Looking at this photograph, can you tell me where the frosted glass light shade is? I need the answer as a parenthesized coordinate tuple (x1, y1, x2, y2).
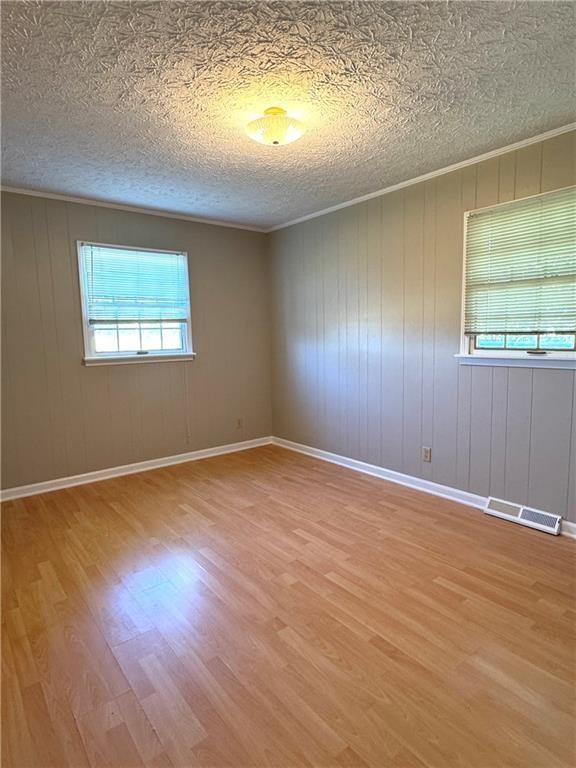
(246, 107, 306, 146)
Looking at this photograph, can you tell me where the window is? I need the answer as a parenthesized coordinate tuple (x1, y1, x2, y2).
(462, 186, 576, 363)
(77, 241, 194, 365)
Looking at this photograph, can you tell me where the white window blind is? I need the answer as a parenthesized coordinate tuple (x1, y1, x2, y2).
(77, 242, 194, 364)
(464, 186, 576, 335)
(79, 242, 190, 324)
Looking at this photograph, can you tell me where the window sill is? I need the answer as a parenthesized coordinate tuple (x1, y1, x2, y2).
(455, 354, 576, 370)
(83, 353, 197, 367)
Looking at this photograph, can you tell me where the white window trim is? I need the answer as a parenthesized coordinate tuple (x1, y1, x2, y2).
(83, 353, 197, 367)
(454, 353, 576, 369)
(77, 240, 196, 365)
(458, 186, 576, 370)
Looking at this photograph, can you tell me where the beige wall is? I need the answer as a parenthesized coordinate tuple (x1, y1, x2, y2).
(270, 132, 576, 521)
(3, 133, 575, 522)
(1, 193, 272, 488)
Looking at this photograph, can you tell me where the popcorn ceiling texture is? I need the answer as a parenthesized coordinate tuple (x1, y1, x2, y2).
(2, 1, 574, 229)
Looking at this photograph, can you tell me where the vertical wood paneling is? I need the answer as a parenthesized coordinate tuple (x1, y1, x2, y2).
(366, 198, 383, 465)
(342, 208, 360, 459)
(270, 132, 576, 521)
(30, 199, 69, 479)
(515, 144, 542, 198)
(489, 368, 509, 500)
(66, 202, 114, 472)
(1, 201, 20, 484)
(498, 152, 516, 203)
(274, 225, 297, 437)
(541, 132, 576, 192)
(379, 191, 404, 472)
(336, 212, 347, 454)
(420, 181, 437, 482)
(349, 206, 362, 461)
(431, 172, 460, 487)
(1, 192, 272, 488)
(357, 203, 370, 463)
(455, 364, 472, 491)
(309, 218, 321, 448)
(309, 221, 322, 447)
(455, 166, 478, 490)
(46, 199, 89, 475)
(8, 196, 55, 483)
(504, 369, 533, 506)
(568, 379, 576, 518)
(322, 214, 340, 455)
(4, 133, 574, 523)
(469, 367, 493, 496)
(402, 185, 425, 477)
(476, 157, 500, 208)
(271, 231, 288, 438)
(528, 371, 573, 516)
(467, 157, 500, 498)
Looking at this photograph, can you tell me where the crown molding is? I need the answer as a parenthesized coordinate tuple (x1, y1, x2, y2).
(0, 186, 266, 233)
(266, 123, 576, 232)
(3, 124, 574, 234)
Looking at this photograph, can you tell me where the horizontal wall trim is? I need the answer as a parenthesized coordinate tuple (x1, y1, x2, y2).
(271, 438, 576, 539)
(0, 186, 266, 233)
(3, 125, 574, 235)
(83, 353, 197, 367)
(0, 437, 273, 501)
(455, 354, 576, 370)
(3, 435, 574, 539)
(268, 123, 576, 232)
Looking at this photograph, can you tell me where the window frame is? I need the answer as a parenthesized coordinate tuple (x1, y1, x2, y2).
(77, 240, 196, 366)
(458, 187, 576, 369)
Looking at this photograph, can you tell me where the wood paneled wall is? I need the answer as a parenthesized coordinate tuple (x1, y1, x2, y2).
(270, 132, 576, 521)
(1, 194, 272, 489)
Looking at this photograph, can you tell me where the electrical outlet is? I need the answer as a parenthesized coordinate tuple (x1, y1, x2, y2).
(422, 446, 432, 462)
(236, 417, 244, 430)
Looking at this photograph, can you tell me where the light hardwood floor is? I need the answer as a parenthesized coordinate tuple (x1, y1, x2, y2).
(2, 446, 575, 768)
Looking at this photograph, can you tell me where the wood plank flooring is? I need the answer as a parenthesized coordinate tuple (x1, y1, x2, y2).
(2, 445, 575, 768)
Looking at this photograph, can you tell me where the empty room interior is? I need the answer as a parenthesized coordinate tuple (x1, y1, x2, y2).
(1, 2, 576, 767)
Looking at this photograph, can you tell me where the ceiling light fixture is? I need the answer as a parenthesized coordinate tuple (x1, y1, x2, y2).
(245, 107, 306, 146)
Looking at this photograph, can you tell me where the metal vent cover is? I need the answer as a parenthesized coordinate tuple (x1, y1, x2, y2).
(484, 497, 561, 535)
(520, 507, 561, 534)
(486, 498, 521, 516)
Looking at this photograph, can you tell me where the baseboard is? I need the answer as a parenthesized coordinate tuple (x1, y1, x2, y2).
(3, 435, 574, 539)
(271, 437, 576, 539)
(0, 437, 273, 501)
(271, 437, 486, 508)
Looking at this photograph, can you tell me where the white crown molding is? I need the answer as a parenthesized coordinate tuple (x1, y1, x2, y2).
(271, 437, 576, 538)
(267, 123, 576, 232)
(0, 186, 267, 234)
(3, 125, 574, 235)
(0, 437, 273, 501)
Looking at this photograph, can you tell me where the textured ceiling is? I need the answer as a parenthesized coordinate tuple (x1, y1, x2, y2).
(2, 1, 575, 229)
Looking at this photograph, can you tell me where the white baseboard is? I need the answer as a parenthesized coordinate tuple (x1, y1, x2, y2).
(3, 434, 574, 539)
(0, 437, 273, 501)
(271, 437, 486, 508)
(271, 437, 576, 539)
